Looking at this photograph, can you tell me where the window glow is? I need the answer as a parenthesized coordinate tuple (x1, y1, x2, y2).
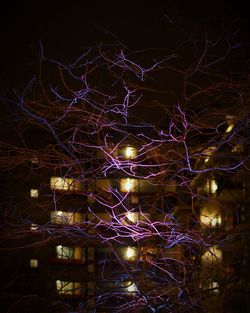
(203, 146, 217, 163)
(226, 123, 234, 133)
(56, 245, 83, 261)
(123, 146, 136, 159)
(30, 189, 38, 198)
(30, 223, 39, 231)
(201, 179, 218, 194)
(202, 245, 222, 264)
(50, 177, 81, 191)
(123, 212, 150, 224)
(126, 282, 137, 293)
(120, 178, 138, 192)
(210, 180, 218, 194)
(56, 280, 82, 296)
(126, 212, 139, 223)
(30, 259, 38, 268)
(50, 211, 82, 225)
(123, 247, 138, 261)
(200, 208, 221, 227)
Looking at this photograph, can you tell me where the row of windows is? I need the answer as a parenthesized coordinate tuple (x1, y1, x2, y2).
(29, 244, 221, 266)
(30, 146, 138, 166)
(197, 179, 218, 196)
(29, 177, 176, 199)
(48, 211, 151, 226)
(55, 279, 137, 296)
(28, 246, 140, 264)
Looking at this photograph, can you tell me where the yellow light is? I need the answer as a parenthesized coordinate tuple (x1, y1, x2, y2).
(30, 189, 39, 198)
(124, 247, 137, 261)
(124, 146, 136, 159)
(211, 180, 218, 194)
(126, 212, 139, 223)
(30, 223, 39, 231)
(202, 245, 222, 264)
(120, 178, 137, 192)
(30, 259, 38, 268)
(50, 177, 81, 191)
(226, 124, 234, 133)
(126, 282, 137, 292)
(203, 146, 216, 163)
(200, 208, 221, 227)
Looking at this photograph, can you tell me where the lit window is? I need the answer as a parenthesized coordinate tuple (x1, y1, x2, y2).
(200, 208, 221, 227)
(125, 281, 137, 293)
(203, 146, 217, 163)
(123, 146, 137, 159)
(199, 179, 218, 195)
(122, 247, 138, 262)
(30, 259, 38, 268)
(30, 189, 39, 198)
(210, 180, 218, 194)
(120, 178, 138, 193)
(202, 279, 219, 294)
(30, 223, 39, 231)
(56, 280, 83, 296)
(212, 281, 219, 294)
(50, 211, 83, 225)
(225, 123, 234, 133)
(202, 245, 222, 264)
(56, 245, 84, 261)
(123, 212, 150, 224)
(50, 177, 81, 192)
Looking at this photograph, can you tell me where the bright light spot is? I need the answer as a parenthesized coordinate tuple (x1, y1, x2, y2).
(211, 180, 218, 194)
(30, 223, 39, 231)
(212, 281, 219, 293)
(124, 247, 137, 261)
(124, 146, 136, 159)
(203, 146, 216, 163)
(50, 177, 81, 191)
(226, 124, 234, 133)
(30, 259, 38, 268)
(200, 208, 221, 227)
(126, 212, 139, 223)
(120, 178, 137, 192)
(126, 282, 137, 292)
(30, 189, 39, 198)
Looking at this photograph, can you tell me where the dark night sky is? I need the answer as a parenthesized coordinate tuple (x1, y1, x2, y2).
(0, 0, 249, 90)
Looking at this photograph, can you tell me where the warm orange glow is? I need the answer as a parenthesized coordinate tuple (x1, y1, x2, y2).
(200, 207, 221, 227)
(56, 245, 83, 260)
(203, 146, 217, 163)
(123, 247, 138, 261)
(50, 211, 83, 225)
(30, 259, 38, 268)
(202, 245, 222, 264)
(56, 280, 82, 296)
(123, 212, 150, 224)
(30, 189, 39, 198)
(226, 123, 234, 133)
(50, 177, 81, 191)
(123, 146, 137, 159)
(120, 178, 138, 192)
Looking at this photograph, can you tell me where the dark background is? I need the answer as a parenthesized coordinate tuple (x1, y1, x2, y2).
(0, 0, 249, 89)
